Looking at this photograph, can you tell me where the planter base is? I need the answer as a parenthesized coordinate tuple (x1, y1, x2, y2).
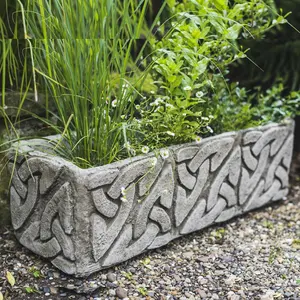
(9, 121, 294, 276)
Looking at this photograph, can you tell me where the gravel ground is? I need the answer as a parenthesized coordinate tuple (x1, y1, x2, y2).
(0, 158, 299, 300)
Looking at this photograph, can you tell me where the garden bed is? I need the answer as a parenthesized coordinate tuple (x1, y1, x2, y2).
(8, 120, 295, 277)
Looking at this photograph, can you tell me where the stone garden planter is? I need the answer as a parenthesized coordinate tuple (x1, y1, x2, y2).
(9, 120, 294, 277)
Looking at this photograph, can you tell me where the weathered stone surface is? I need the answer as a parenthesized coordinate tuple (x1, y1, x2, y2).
(91, 184, 135, 262)
(102, 223, 160, 267)
(134, 163, 174, 239)
(175, 160, 209, 227)
(19, 222, 61, 257)
(177, 163, 196, 190)
(8, 121, 295, 276)
(188, 137, 235, 173)
(149, 206, 171, 233)
(10, 177, 38, 230)
(148, 232, 174, 249)
(181, 198, 227, 234)
(239, 146, 270, 205)
(86, 169, 119, 190)
(52, 219, 75, 261)
(40, 182, 74, 240)
(215, 206, 238, 223)
(92, 188, 118, 218)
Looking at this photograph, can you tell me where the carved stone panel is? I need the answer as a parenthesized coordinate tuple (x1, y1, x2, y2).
(9, 121, 295, 276)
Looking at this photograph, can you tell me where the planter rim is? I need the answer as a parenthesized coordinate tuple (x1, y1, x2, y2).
(8, 119, 294, 171)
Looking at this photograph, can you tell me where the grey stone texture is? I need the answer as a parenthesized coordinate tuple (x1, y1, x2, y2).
(9, 121, 295, 276)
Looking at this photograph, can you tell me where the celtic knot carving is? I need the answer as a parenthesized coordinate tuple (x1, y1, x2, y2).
(9, 122, 294, 276)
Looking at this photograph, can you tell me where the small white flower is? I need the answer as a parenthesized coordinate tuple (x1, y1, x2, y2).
(141, 146, 150, 154)
(196, 91, 204, 98)
(3, 105, 8, 110)
(150, 90, 155, 94)
(209, 114, 214, 119)
(207, 126, 214, 133)
(183, 85, 192, 91)
(112, 99, 117, 107)
(160, 149, 169, 160)
(151, 157, 158, 166)
(195, 136, 202, 144)
(166, 131, 175, 136)
(124, 141, 131, 149)
(154, 98, 163, 106)
(121, 187, 126, 196)
(201, 117, 209, 121)
(166, 103, 174, 109)
(130, 149, 136, 156)
(120, 196, 127, 202)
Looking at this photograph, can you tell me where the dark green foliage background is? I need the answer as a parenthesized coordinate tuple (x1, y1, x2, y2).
(229, 0, 300, 151)
(230, 0, 300, 90)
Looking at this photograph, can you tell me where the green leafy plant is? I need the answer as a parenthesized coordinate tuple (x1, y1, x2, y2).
(208, 80, 300, 134)
(3, 0, 165, 168)
(129, 0, 292, 152)
(268, 245, 282, 264)
(28, 266, 44, 279)
(1, 0, 299, 169)
(230, 0, 300, 91)
(138, 287, 148, 296)
(24, 286, 39, 294)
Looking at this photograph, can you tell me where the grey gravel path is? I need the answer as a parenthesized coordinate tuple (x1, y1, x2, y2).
(1, 165, 299, 300)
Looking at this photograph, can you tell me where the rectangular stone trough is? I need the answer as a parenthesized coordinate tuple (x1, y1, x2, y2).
(9, 121, 294, 277)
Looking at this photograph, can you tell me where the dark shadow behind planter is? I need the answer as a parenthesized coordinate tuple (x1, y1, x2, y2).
(8, 120, 295, 277)
(0, 92, 55, 118)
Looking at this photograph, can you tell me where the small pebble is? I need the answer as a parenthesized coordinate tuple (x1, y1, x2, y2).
(107, 272, 117, 282)
(116, 287, 128, 299)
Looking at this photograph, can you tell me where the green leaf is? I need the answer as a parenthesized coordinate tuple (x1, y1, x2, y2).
(199, 26, 210, 39)
(225, 24, 242, 39)
(197, 58, 209, 75)
(25, 287, 35, 293)
(209, 19, 224, 34)
(138, 287, 148, 296)
(179, 12, 201, 25)
(276, 16, 287, 24)
(33, 271, 40, 278)
(141, 257, 151, 265)
(6, 271, 15, 287)
(0, 292, 3, 300)
(212, 0, 228, 10)
(167, 75, 177, 83)
(167, 0, 176, 8)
